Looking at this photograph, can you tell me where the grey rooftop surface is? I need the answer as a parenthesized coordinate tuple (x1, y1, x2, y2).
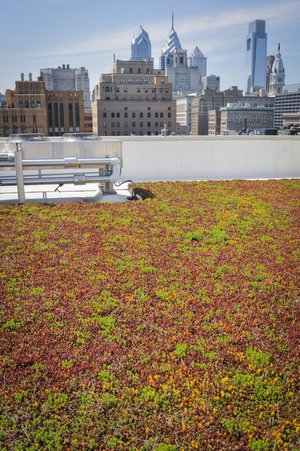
(0, 183, 131, 204)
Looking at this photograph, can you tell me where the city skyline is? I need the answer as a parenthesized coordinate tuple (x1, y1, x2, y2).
(1, 0, 299, 95)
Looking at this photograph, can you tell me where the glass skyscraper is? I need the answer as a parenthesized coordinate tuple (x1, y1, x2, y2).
(130, 26, 152, 61)
(246, 20, 267, 93)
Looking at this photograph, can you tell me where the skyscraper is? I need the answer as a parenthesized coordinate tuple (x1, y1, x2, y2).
(131, 26, 152, 61)
(189, 46, 207, 78)
(159, 13, 182, 70)
(159, 14, 202, 94)
(246, 20, 267, 93)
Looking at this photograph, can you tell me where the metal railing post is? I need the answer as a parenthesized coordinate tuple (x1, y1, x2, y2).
(15, 143, 25, 204)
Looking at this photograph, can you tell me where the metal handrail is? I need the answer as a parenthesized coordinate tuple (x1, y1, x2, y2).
(0, 156, 120, 168)
(0, 144, 121, 203)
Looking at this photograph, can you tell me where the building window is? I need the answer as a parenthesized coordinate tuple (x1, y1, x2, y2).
(48, 103, 53, 128)
(54, 103, 59, 128)
(75, 103, 80, 128)
(68, 103, 73, 127)
(155, 112, 158, 118)
(60, 103, 64, 128)
(147, 112, 151, 118)
(140, 112, 143, 118)
(140, 122, 143, 127)
(116, 112, 120, 118)
(132, 122, 136, 127)
(103, 112, 107, 118)
(111, 112, 115, 118)
(132, 112, 136, 118)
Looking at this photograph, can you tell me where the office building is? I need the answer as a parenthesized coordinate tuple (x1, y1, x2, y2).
(190, 90, 224, 135)
(202, 75, 220, 92)
(208, 109, 221, 135)
(159, 15, 202, 94)
(246, 20, 267, 93)
(92, 59, 176, 136)
(274, 90, 300, 128)
(40, 64, 91, 109)
(176, 94, 196, 134)
(197, 86, 272, 135)
(189, 46, 207, 77)
(0, 77, 85, 137)
(131, 26, 152, 61)
(160, 13, 182, 70)
(220, 104, 274, 134)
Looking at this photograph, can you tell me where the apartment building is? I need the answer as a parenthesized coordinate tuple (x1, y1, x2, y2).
(92, 60, 176, 136)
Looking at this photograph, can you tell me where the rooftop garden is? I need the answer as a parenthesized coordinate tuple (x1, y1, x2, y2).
(0, 180, 299, 450)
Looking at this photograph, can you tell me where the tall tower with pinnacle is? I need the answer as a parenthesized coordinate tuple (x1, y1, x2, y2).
(269, 44, 285, 96)
(160, 12, 182, 70)
(130, 26, 152, 61)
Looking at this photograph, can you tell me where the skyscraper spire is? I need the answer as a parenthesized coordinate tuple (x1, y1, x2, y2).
(172, 11, 174, 30)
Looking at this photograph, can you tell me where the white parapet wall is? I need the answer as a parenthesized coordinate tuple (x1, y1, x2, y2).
(115, 135, 300, 181)
(1, 136, 299, 190)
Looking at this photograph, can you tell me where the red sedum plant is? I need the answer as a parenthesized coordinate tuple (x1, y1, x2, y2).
(0, 180, 299, 450)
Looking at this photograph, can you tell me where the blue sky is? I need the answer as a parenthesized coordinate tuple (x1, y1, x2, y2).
(1, 0, 299, 94)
